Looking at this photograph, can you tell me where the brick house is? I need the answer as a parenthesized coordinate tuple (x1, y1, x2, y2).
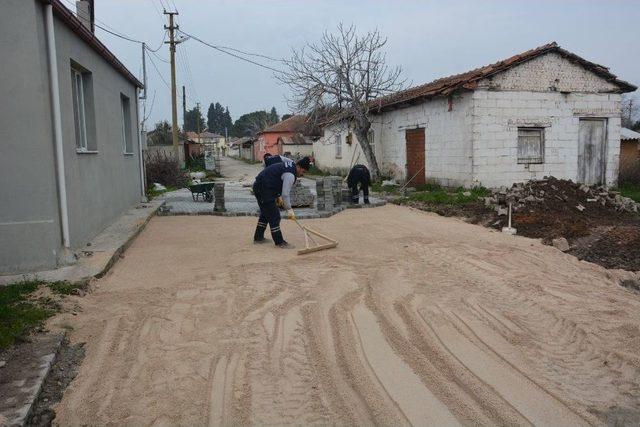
(254, 115, 318, 161)
(314, 43, 636, 188)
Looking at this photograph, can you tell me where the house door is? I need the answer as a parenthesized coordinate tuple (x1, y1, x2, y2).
(405, 128, 426, 186)
(578, 119, 607, 185)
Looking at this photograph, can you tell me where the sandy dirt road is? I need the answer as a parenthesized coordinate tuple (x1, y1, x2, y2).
(52, 205, 640, 426)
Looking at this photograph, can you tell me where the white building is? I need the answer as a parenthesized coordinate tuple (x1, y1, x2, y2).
(314, 43, 636, 188)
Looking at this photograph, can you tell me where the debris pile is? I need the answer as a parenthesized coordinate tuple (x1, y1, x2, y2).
(486, 177, 639, 215)
(483, 177, 640, 270)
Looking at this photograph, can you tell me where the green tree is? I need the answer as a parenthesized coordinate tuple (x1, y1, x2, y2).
(231, 110, 271, 137)
(148, 121, 172, 145)
(207, 102, 225, 134)
(184, 106, 205, 133)
(222, 107, 233, 135)
(269, 106, 279, 124)
(281, 114, 293, 121)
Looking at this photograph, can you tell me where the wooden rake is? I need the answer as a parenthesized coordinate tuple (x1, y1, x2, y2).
(292, 218, 338, 255)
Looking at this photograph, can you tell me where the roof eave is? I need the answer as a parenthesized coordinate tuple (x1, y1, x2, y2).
(41, 0, 144, 89)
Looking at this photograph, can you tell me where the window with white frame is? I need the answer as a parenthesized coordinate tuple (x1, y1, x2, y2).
(121, 94, 133, 154)
(517, 127, 544, 164)
(72, 69, 88, 150)
(335, 133, 342, 159)
(71, 65, 95, 152)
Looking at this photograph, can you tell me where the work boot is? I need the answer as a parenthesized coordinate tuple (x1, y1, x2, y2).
(276, 241, 295, 249)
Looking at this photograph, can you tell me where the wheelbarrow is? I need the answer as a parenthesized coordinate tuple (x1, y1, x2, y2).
(188, 181, 215, 202)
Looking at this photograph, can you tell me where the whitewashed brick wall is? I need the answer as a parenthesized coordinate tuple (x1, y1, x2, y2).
(314, 94, 474, 185)
(484, 52, 618, 93)
(472, 93, 621, 188)
(314, 52, 625, 187)
(313, 120, 383, 174)
(378, 94, 474, 186)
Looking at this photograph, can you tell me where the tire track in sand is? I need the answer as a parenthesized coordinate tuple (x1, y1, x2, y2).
(351, 298, 461, 426)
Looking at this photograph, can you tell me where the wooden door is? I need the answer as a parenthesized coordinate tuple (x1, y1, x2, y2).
(405, 128, 426, 186)
(578, 119, 607, 185)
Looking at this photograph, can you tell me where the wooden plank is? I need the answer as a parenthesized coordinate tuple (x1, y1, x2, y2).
(297, 242, 338, 255)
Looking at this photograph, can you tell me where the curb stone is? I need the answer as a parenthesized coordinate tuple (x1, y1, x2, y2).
(0, 333, 65, 427)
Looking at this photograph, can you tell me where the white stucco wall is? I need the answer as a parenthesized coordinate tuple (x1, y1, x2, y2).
(471, 90, 621, 188)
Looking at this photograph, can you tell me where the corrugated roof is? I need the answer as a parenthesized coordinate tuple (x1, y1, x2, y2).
(41, 0, 143, 88)
(621, 127, 640, 140)
(369, 42, 636, 113)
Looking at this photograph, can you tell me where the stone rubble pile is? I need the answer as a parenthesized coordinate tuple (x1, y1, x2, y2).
(483, 177, 639, 216)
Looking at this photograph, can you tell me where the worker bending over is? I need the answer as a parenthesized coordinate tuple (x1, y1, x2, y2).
(253, 156, 311, 248)
(347, 164, 371, 204)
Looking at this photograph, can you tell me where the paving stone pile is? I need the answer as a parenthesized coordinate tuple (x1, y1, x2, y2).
(290, 180, 315, 208)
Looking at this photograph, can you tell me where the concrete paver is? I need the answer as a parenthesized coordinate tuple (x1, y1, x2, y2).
(159, 156, 385, 218)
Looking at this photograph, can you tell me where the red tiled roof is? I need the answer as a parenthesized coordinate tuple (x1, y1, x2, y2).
(41, 0, 143, 88)
(369, 42, 636, 112)
(260, 115, 308, 134)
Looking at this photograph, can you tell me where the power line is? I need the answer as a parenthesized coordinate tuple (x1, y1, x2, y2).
(144, 90, 157, 121)
(146, 51, 171, 90)
(178, 29, 284, 63)
(146, 30, 168, 52)
(146, 46, 170, 63)
(177, 29, 283, 73)
(59, 0, 165, 48)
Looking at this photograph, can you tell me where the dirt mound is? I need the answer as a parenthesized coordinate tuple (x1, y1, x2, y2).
(486, 177, 640, 271)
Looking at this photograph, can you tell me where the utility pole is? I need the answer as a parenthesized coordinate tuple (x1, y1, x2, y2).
(164, 10, 180, 162)
(182, 85, 186, 130)
(196, 101, 201, 138)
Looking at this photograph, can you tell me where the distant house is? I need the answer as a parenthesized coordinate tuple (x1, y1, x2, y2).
(315, 43, 636, 188)
(620, 127, 640, 180)
(254, 115, 320, 161)
(1, 0, 145, 274)
(186, 131, 228, 155)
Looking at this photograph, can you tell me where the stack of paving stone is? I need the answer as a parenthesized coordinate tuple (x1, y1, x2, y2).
(316, 178, 329, 211)
(342, 188, 352, 204)
(214, 183, 226, 212)
(290, 180, 315, 207)
(316, 176, 345, 211)
(330, 177, 343, 208)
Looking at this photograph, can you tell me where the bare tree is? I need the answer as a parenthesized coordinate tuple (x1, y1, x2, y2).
(278, 24, 404, 180)
(621, 94, 640, 129)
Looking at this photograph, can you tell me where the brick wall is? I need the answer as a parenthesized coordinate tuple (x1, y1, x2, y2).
(471, 91, 621, 188)
(378, 94, 474, 186)
(484, 52, 618, 93)
(314, 94, 474, 186)
(313, 120, 384, 174)
(314, 52, 625, 187)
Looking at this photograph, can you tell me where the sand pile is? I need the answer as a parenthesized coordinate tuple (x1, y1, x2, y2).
(50, 206, 640, 426)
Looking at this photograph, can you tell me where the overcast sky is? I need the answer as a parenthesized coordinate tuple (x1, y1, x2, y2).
(81, 0, 639, 127)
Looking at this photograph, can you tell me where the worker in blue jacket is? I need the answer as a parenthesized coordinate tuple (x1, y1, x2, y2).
(253, 156, 311, 248)
(347, 164, 371, 204)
